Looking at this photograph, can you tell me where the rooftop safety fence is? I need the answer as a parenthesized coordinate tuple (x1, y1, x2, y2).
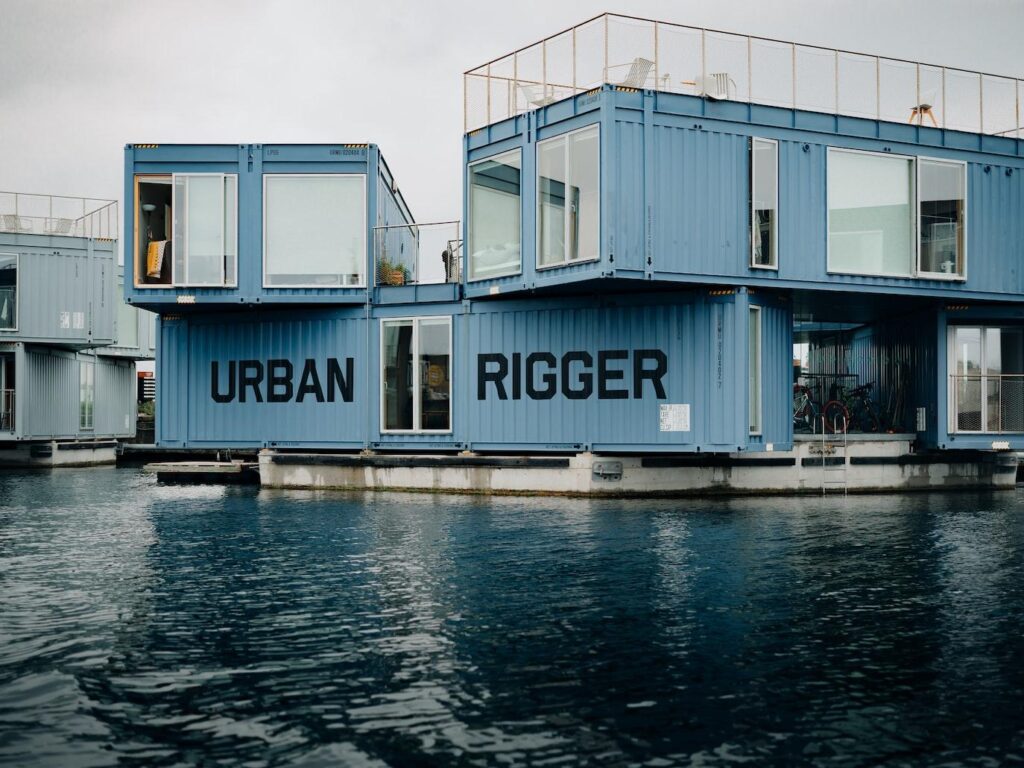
(0, 192, 118, 240)
(464, 13, 1024, 137)
(374, 221, 462, 287)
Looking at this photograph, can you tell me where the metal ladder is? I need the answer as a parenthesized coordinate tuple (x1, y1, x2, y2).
(820, 415, 848, 495)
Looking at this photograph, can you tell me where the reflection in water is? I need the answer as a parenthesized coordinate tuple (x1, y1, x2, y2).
(0, 471, 1023, 766)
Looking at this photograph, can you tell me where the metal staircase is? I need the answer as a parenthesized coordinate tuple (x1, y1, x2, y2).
(820, 415, 848, 495)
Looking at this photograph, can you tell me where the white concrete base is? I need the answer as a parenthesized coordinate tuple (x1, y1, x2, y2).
(259, 438, 1018, 496)
(0, 441, 118, 468)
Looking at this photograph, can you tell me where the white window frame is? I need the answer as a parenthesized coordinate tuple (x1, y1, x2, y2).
(467, 148, 523, 282)
(536, 123, 601, 271)
(262, 173, 368, 289)
(0, 252, 19, 333)
(750, 137, 779, 271)
(79, 359, 95, 431)
(379, 315, 453, 435)
(171, 172, 238, 288)
(826, 147, 917, 279)
(946, 325, 1021, 435)
(916, 157, 968, 281)
(749, 305, 763, 436)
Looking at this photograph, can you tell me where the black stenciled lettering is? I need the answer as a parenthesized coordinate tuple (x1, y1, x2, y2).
(633, 350, 667, 399)
(526, 352, 557, 400)
(478, 353, 508, 400)
(561, 351, 593, 400)
(211, 361, 236, 403)
(296, 359, 325, 403)
(238, 360, 264, 403)
(598, 350, 629, 399)
(327, 358, 354, 402)
(267, 359, 294, 403)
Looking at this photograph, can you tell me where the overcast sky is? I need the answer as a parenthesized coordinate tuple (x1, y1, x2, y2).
(1, 0, 1022, 231)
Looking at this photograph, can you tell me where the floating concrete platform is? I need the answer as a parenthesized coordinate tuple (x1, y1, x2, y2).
(118, 444, 259, 467)
(259, 437, 1019, 496)
(0, 440, 119, 468)
(144, 461, 260, 485)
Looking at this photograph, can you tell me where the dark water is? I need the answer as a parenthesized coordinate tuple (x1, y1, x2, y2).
(2, 470, 1024, 767)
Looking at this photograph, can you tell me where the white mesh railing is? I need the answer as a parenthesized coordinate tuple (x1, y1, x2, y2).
(950, 374, 1024, 433)
(0, 192, 118, 239)
(374, 221, 462, 286)
(465, 13, 1024, 137)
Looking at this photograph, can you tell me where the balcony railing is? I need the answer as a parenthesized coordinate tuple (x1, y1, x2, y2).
(0, 191, 118, 239)
(950, 374, 1024, 434)
(1, 388, 13, 432)
(465, 13, 1024, 137)
(374, 221, 462, 287)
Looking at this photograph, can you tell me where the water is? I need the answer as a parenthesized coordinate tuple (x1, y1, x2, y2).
(1, 469, 1024, 767)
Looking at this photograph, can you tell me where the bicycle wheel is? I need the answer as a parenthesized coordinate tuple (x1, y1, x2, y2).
(793, 398, 817, 432)
(821, 401, 850, 433)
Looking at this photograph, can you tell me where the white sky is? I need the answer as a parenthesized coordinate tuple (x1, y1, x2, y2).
(1, 0, 1021, 233)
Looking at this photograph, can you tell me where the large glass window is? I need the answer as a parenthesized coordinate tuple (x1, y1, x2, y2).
(751, 138, 778, 268)
(828, 150, 914, 276)
(117, 302, 139, 348)
(0, 254, 16, 331)
(79, 360, 95, 431)
(951, 326, 1024, 433)
(537, 125, 600, 268)
(264, 174, 366, 287)
(468, 150, 521, 280)
(381, 317, 451, 433)
(135, 174, 236, 288)
(749, 306, 762, 434)
(919, 159, 966, 277)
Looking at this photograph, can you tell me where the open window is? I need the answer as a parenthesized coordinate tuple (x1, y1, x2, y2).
(263, 174, 366, 288)
(134, 174, 237, 288)
(918, 158, 966, 278)
(750, 138, 778, 269)
(0, 253, 16, 331)
(537, 124, 600, 269)
(468, 149, 522, 280)
(381, 317, 452, 433)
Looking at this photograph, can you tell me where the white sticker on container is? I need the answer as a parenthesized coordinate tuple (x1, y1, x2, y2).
(72, 312, 85, 330)
(659, 403, 690, 432)
(59, 311, 70, 329)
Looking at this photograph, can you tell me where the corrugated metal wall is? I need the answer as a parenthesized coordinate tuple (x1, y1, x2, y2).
(16, 348, 133, 439)
(0, 234, 116, 345)
(156, 293, 792, 453)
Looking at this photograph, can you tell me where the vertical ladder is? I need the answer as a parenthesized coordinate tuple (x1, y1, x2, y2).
(821, 415, 848, 495)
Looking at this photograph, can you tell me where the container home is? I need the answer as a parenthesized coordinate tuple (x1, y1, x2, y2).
(141, 15, 1024, 492)
(0, 191, 154, 465)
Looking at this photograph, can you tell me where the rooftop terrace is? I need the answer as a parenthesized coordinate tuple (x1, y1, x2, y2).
(464, 13, 1024, 136)
(0, 191, 117, 240)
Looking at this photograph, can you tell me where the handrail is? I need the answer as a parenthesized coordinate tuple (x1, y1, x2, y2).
(465, 12, 1024, 137)
(949, 373, 1024, 434)
(373, 220, 462, 286)
(0, 192, 118, 239)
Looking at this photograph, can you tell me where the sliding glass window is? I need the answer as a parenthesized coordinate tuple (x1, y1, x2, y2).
(749, 306, 762, 435)
(919, 158, 966, 277)
(950, 326, 1024, 434)
(828, 149, 914, 276)
(172, 174, 238, 287)
(537, 124, 599, 268)
(0, 254, 17, 331)
(79, 360, 95, 431)
(263, 174, 366, 287)
(751, 138, 778, 268)
(468, 149, 521, 280)
(381, 317, 452, 433)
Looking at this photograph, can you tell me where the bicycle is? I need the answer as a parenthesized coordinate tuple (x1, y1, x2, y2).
(822, 382, 881, 434)
(793, 383, 820, 433)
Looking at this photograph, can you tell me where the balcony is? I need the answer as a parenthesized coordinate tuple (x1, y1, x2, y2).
(950, 374, 1024, 434)
(0, 191, 118, 239)
(374, 220, 462, 304)
(465, 13, 1024, 137)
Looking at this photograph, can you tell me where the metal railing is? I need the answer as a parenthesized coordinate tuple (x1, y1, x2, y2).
(465, 12, 1024, 137)
(950, 374, 1024, 433)
(1, 389, 13, 432)
(0, 287, 14, 330)
(0, 191, 118, 239)
(374, 221, 462, 286)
